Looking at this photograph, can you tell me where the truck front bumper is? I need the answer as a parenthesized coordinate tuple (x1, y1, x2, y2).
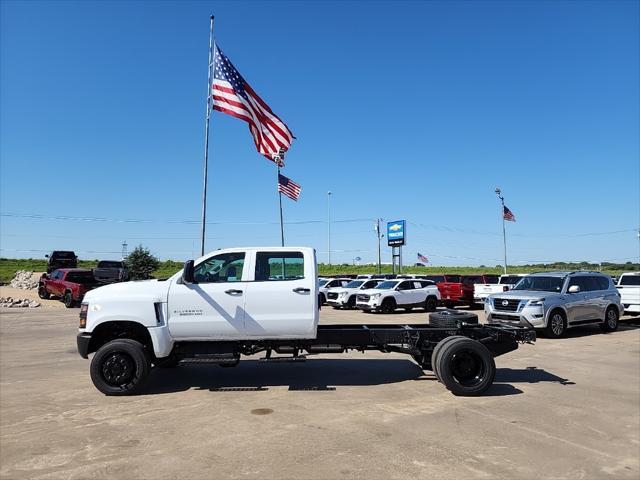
(485, 304, 545, 329)
(77, 332, 92, 358)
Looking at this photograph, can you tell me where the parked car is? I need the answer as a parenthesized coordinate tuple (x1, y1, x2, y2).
(38, 268, 100, 308)
(326, 278, 384, 309)
(438, 274, 498, 308)
(485, 271, 623, 338)
(356, 279, 440, 313)
(616, 272, 640, 316)
(318, 278, 352, 305)
(93, 260, 128, 284)
(45, 251, 78, 273)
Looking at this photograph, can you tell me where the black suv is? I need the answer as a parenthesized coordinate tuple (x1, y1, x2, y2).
(46, 251, 78, 273)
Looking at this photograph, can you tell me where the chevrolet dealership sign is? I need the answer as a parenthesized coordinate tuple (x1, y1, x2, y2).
(387, 220, 406, 247)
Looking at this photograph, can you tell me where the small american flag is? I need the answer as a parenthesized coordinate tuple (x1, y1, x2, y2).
(503, 206, 516, 222)
(417, 252, 429, 264)
(211, 44, 294, 163)
(278, 173, 301, 201)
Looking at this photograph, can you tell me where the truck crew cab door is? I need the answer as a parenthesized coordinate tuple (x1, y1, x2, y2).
(243, 249, 318, 339)
(167, 251, 248, 339)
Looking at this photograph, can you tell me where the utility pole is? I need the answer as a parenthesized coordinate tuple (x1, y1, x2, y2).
(327, 191, 332, 264)
(374, 218, 383, 274)
(495, 187, 507, 274)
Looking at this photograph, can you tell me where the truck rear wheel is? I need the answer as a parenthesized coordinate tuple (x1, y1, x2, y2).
(435, 337, 495, 396)
(431, 335, 465, 380)
(90, 339, 151, 395)
(63, 292, 75, 308)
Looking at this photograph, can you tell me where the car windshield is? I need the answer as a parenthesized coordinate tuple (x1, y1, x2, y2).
(619, 275, 640, 286)
(344, 280, 364, 288)
(513, 276, 564, 292)
(319, 279, 329, 287)
(375, 281, 398, 290)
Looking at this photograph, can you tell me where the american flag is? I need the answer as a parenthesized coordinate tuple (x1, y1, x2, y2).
(211, 44, 294, 164)
(503, 206, 516, 222)
(417, 252, 429, 264)
(278, 173, 301, 201)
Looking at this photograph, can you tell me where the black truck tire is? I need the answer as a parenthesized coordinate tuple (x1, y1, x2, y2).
(63, 291, 75, 308)
(430, 335, 466, 380)
(436, 337, 496, 396)
(90, 339, 151, 395)
(429, 310, 479, 328)
(38, 286, 50, 299)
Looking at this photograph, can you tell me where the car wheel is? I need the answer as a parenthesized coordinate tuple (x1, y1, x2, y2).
(347, 296, 356, 309)
(600, 307, 619, 333)
(38, 286, 50, 300)
(424, 296, 437, 312)
(545, 310, 566, 338)
(63, 292, 75, 308)
(381, 298, 396, 314)
(436, 337, 496, 396)
(90, 339, 151, 395)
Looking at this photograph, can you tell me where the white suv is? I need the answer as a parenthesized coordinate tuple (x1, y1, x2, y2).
(318, 278, 352, 305)
(356, 279, 441, 313)
(326, 279, 384, 309)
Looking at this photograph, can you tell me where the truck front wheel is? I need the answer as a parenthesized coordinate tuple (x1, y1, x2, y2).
(38, 286, 49, 300)
(63, 292, 75, 308)
(90, 339, 151, 395)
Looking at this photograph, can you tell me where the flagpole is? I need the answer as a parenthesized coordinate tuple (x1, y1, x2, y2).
(277, 165, 285, 246)
(200, 15, 215, 257)
(495, 187, 507, 274)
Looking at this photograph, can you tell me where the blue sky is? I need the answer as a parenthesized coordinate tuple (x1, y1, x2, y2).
(1, 0, 638, 266)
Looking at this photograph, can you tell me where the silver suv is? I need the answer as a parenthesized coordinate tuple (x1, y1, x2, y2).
(485, 271, 623, 338)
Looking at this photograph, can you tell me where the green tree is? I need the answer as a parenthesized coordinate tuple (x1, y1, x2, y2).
(125, 245, 159, 280)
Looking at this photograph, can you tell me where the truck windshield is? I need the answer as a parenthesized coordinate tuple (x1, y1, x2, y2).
(53, 251, 75, 258)
(619, 275, 640, 286)
(375, 281, 398, 290)
(500, 276, 522, 284)
(344, 280, 364, 288)
(513, 276, 564, 292)
(97, 261, 123, 268)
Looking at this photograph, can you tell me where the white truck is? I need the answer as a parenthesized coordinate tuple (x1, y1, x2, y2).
(77, 247, 535, 397)
(617, 272, 640, 315)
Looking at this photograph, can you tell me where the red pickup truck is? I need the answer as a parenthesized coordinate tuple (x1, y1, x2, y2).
(437, 274, 499, 308)
(38, 269, 100, 308)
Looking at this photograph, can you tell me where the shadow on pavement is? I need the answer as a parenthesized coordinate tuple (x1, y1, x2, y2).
(139, 359, 574, 396)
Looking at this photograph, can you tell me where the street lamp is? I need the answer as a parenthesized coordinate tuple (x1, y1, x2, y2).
(327, 191, 332, 265)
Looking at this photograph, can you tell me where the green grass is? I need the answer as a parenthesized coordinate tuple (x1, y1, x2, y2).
(1, 258, 637, 285)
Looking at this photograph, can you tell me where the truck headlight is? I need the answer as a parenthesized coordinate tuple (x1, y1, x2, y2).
(339, 292, 348, 298)
(371, 293, 381, 300)
(527, 299, 544, 307)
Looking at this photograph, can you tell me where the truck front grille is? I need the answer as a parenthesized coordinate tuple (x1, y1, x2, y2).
(357, 294, 370, 302)
(494, 298, 521, 312)
(327, 292, 339, 300)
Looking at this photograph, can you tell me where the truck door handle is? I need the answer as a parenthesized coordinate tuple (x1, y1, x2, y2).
(293, 287, 310, 293)
(224, 289, 243, 295)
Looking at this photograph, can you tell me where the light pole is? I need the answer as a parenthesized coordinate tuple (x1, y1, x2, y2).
(374, 218, 383, 274)
(327, 191, 332, 265)
(495, 187, 507, 274)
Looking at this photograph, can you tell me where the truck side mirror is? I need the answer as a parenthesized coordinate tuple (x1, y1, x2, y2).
(182, 260, 195, 284)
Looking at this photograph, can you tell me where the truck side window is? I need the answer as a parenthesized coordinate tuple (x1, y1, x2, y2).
(194, 252, 245, 283)
(255, 252, 304, 281)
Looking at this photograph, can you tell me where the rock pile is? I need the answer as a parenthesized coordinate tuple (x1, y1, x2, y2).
(0, 297, 40, 308)
(9, 270, 40, 290)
